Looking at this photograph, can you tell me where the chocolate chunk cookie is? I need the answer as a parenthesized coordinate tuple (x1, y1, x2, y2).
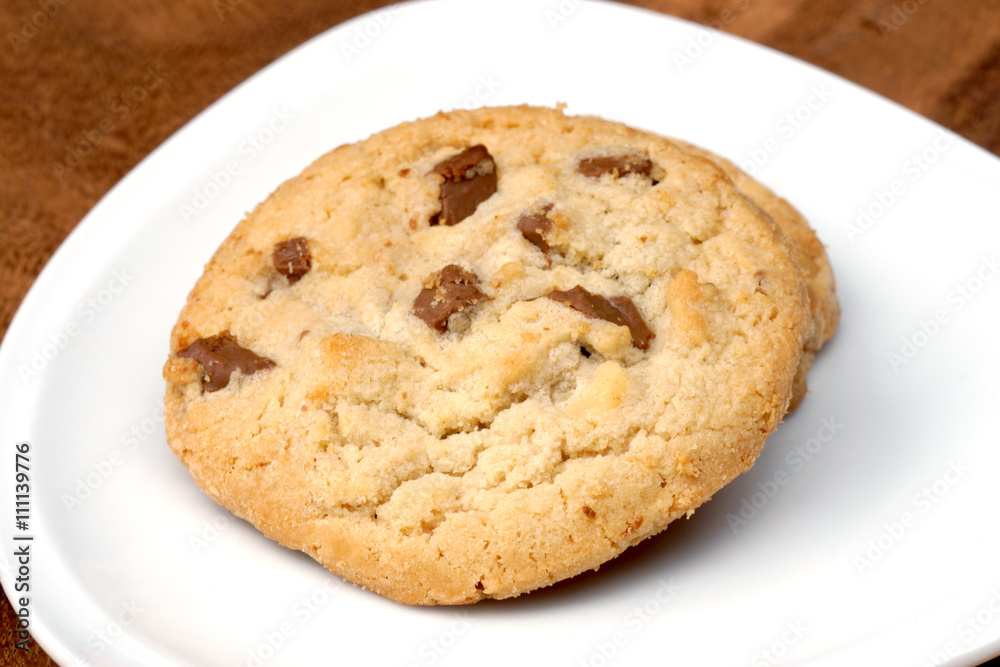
(163, 105, 823, 605)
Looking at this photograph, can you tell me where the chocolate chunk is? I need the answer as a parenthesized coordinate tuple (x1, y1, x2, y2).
(608, 296, 655, 350)
(577, 154, 653, 179)
(413, 265, 488, 332)
(546, 286, 654, 350)
(547, 285, 626, 326)
(517, 204, 554, 254)
(272, 237, 312, 283)
(176, 331, 276, 392)
(430, 145, 497, 226)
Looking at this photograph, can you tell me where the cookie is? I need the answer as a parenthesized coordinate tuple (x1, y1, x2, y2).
(163, 105, 815, 604)
(671, 140, 840, 408)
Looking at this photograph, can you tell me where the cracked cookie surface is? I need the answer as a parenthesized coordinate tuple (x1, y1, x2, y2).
(164, 105, 814, 604)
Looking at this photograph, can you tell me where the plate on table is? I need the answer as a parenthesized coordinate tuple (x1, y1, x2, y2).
(2, 1, 999, 665)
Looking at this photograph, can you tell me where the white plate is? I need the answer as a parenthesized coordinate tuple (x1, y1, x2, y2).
(3, 1, 1000, 665)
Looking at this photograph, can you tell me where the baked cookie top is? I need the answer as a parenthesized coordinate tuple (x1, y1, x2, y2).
(671, 141, 840, 408)
(672, 140, 839, 353)
(164, 105, 811, 604)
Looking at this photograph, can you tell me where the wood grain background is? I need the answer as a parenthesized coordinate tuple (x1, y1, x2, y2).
(2, 0, 1000, 664)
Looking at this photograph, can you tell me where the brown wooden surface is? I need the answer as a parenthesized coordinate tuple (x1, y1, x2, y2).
(2, 0, 1000, 664)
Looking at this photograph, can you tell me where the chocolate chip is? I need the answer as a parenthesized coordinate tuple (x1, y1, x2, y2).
(176, 331, 276, 392)
(582, 505, 597, 519)
(430, 145, 497, 226)
(546, 285, 654, 350)
(272, 237, 312, 283)
(608, 296, 655, 351)
(516, 204, 554, 254)
(577, 154, 653, 179)
(547, 285, 624, 325)
(413, 265, 488, 332)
